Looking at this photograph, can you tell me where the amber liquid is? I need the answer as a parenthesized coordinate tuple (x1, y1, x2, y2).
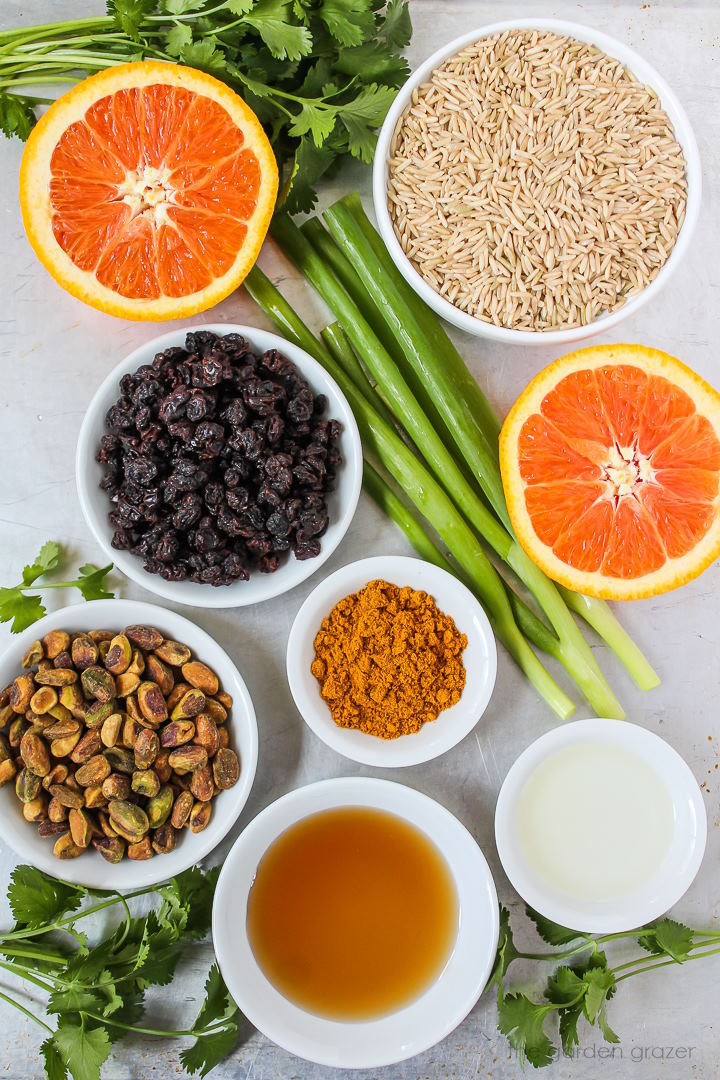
(246, 806, 459, 1020)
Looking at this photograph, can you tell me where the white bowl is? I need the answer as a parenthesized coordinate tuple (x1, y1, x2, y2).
(76, 324, 363, 608)
(286, 555, 497, 767)
(0, 599, 258, 889)
(495, 718, 707, 933)
(213, 776, 499, 1069)
(373, 18, 701, 346)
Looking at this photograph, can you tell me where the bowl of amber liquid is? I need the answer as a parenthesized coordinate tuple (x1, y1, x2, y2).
(212, 776, 499, 1068)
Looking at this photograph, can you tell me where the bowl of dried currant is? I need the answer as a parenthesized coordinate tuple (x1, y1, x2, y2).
(0, 598, 258, 888)
(76, 325, 363, 607)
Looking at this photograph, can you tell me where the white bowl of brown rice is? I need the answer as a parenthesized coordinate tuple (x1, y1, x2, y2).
(373, 19, 701, 344)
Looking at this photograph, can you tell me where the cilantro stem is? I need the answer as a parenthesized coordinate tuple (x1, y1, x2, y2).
(517, 928, 720, 966)
(517, 929, 651, 963)
(0, 988, 52, 1034)
(0, 946, 68, 963)
(614, 945, 720, 983)
(610, 936, 720, 975)
(0, 18, 113, 46)
(79, 1011, 233, 1039)
(0, 75, 80, 88)
(147, 1, 229, 19)
(0, 885, 156, 942)
(0, 962, 55, 995)
(16, 574, 112, 592)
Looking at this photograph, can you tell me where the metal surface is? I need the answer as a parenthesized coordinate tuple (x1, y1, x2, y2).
(0, 0, 718, 1076)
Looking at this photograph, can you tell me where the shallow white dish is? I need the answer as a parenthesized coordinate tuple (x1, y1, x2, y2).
(495, 718, 707, 933)
(373, 18, 701, 346)
(76, 324, 362, 608)
(0, 599, 258, 890)
(286, 555, 497, 767)
(212, 776, 499, 1069)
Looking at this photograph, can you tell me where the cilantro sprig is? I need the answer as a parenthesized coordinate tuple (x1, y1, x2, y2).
(0, 0, 412, 213)
(0, 865, 240, 1080)
(494, 905, 720, 1066)
(0, 542, 114, 633)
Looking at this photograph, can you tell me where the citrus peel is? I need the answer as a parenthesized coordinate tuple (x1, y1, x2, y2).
(500, 345, 720, 599)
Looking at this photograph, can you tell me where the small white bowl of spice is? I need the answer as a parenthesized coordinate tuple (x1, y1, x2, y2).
(373, 19, 701, 344)
(286, 555, 497, 767)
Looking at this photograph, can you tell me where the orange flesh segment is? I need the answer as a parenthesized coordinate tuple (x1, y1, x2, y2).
(519, 364, 720, 579)
(48, 84, 261, 300)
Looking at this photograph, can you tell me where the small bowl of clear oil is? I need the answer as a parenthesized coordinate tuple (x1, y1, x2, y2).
(494, 718, 707, 933)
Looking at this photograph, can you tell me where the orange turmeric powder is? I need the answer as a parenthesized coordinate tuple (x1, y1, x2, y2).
(310, 579, 467, 739)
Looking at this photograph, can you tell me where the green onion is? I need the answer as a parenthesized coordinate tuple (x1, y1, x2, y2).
(362, 463, 596, 676)
(270, 213, 623, 719)
(328, 193, 658, 693)
(245, 265, 575, 720)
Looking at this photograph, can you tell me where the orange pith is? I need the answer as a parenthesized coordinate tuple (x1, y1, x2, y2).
(500, 345, 720, 600)
(19, 62, 278, 320)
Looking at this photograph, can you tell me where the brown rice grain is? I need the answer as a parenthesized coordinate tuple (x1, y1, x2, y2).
(387, 30, 687, 331)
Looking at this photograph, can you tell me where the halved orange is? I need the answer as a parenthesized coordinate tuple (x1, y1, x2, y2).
(500, 345, 720, 599)
(19, 61, 278, 320)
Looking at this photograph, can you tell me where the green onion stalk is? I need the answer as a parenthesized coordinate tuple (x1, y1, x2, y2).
(325, 193, 659, 694)
(324, 322, 602, 678)
(244, 265, 574, 720)
(269, 213, 624, 719)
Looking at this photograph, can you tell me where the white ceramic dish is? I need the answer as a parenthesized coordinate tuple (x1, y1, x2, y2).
(495, 718, 707, 933)
(0, 599, 258, 889)
(76, 324, 363, 608)
(286, 555, 497, 767)
(212, 776, 498, 1069)
(373, 18, 701, 346)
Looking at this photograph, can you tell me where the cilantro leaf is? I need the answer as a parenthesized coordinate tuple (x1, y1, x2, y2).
(380, 0, 411, 48)
(165, 865, 220, 939)
(545, 964, 586, 1005)
(639, 917, 694, 962)
(135, 914, 184, 988)
(41, 1038, 69, 1080)
(22, 541, 62, 586)
(107, 0, 155, 38)
(102, 982, 145, 1042)
(161, 0, 208, 12)
(0, 588, 46, 634)
(75, 563, 114, 602)
(334, 40, 409, 86)
(227, 0, 257, 12)
(288, 102, 336, 145)
(497, 993, 556, 1068)
(282, 137, 337, 213)
(181, 39, 228, 75)
(165, 22, 193, 56)
(246, 0, 313, 60)
(488, 905, 520, 991)
(320, 0, 374, 46)
(339, 83, 396, 161)
(53, 1021, 111, 1080)
(8, 866, 84, 929)
(597, 1000, 620, 1045)
(48, 970, 121, 1019)
(526, 907, 587, 947)
(181, 966, 241, 1075)
(558, 1002, 584, 1056)
(192, 963, 240, 1032)
(295, 57, 334, 98)
(180, 1021, 240, 1077)
(0, 91, 37, 141)
(581, 967, 616, 1024)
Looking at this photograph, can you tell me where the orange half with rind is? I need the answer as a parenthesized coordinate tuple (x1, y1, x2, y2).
(500, 345, 720, 600)
(19, 61, 278, 320)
